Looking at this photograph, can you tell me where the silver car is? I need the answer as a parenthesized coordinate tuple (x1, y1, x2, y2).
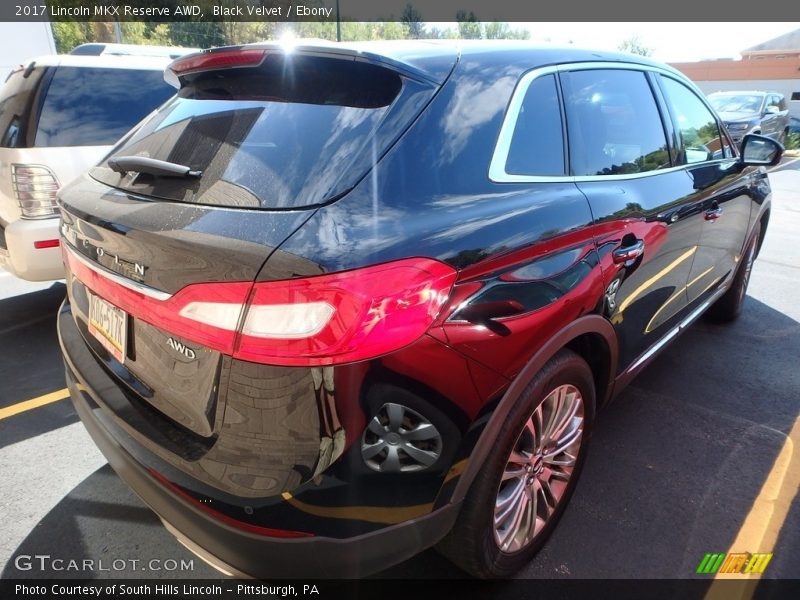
(0, 52, 178, 281)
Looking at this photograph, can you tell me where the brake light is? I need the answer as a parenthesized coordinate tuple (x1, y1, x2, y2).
(168, 48, 267, 77)
(235, 258, 457, 366)
(12, 164, 60, 218)
(63, 247, 456, 367)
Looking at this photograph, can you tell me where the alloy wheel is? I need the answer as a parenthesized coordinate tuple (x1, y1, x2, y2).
(493, 384, 585, 553)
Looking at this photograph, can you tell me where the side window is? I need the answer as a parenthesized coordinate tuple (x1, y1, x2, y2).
(769, 94, 784, 111)
(560, 69, 670, 177)
(659, 77, 725, 164)
(504, 74, 565, 176)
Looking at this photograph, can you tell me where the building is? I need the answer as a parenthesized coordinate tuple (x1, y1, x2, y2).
(670, 29, 800, 117)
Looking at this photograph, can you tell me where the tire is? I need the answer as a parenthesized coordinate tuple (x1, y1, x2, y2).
(436, 349, 595, 578)
(706, 222, 761, 323)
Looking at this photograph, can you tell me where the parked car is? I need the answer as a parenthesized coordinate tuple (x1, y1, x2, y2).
(57, 41, 781, 579)
(708, 90, 790, 145)
(0, 52, 180, 281)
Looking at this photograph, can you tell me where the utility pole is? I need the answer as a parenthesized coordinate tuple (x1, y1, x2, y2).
(336, 0, 341, 42)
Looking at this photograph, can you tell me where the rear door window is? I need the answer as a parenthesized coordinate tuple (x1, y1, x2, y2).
(34, 67, 175, 147)
(91, 54, 428, 209)
(560, 69, 670, 176)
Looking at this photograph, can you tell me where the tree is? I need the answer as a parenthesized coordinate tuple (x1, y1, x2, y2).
(618, 34, 653, 57)
(456, 10, 482, 39)
(484, 22, 530, 40)
(52, 22, 92, 53)
(401, 3, 425, 39)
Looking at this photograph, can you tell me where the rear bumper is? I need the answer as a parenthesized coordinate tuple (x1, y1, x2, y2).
(58, 300, 460, 578)
(0, 217, 63, 281)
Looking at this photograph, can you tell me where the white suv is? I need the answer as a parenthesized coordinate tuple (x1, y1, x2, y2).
(0, 52, 179, 281)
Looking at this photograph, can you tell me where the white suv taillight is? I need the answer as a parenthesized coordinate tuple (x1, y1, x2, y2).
(12, 164, 60, 219)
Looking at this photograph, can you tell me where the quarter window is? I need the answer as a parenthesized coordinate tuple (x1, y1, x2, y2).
(659, 77, 725, 164)
(505, 74, 565, 176)
(560, 69, 670, 177)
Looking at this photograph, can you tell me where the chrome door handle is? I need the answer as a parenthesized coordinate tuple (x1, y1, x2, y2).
(612, 239, 645, 264)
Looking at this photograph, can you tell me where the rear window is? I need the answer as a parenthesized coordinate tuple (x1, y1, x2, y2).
(90, 54, 412, 210)
(35, 67, 175, 147)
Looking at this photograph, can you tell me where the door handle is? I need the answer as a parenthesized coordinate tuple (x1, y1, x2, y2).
(612, 239, 645, 264)
(704, 207, 723, 221)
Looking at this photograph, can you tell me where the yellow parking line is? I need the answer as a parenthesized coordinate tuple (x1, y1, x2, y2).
(705, 414, 800, 599)
(0, 388, 70, 421)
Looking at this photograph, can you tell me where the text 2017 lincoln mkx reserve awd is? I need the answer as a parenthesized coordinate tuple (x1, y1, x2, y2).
(57, 41, 782, 578)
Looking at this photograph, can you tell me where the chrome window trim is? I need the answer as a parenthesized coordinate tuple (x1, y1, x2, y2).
(488, 61, 731, 184)
(64, 243, 172, 301)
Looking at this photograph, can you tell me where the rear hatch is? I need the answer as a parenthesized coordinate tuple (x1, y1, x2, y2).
(59, 44, 450, 443)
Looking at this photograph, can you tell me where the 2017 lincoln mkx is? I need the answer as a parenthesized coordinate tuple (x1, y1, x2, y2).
(57, 41, 782, 578)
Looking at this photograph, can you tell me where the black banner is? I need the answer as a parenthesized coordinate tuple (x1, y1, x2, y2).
(3, 0, 799, 22)
(3, 579, 800, 600)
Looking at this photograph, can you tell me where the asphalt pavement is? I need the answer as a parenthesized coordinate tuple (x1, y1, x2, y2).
(0, 161, 798, 582)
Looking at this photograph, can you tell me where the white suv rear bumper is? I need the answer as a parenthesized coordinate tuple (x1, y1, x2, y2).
(0, 217, 64, 281)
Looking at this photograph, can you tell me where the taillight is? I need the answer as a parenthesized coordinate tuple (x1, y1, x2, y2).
(235, 258, 457, 366)
(64, 247, 456, 367)
(12, 164, 60, 218)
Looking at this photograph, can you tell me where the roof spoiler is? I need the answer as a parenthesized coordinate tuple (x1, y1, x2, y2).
(164, 41, 444, 89)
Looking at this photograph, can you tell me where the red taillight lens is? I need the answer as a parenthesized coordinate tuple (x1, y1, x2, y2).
(34, 239, 60, 249)
(235, 258, 457, 366)
(168, 48, 267, 76)
(64, 248, 456, 367)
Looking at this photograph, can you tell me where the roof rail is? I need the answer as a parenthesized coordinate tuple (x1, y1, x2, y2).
(70, 43, 198, 59)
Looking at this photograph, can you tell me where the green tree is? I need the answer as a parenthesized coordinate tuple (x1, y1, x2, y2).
(52, 22, 92, 53)
(618, 34, 653, 57)
(484, 22, 530, 40)
(456, 10, 482, 39)
(401, 3, 425, 39)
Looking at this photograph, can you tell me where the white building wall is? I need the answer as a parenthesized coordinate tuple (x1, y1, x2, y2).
(693, 79, 800, 118)
(0, 22, 57, 79)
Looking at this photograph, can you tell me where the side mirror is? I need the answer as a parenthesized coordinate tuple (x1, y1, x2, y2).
(740, 133, 783, 167)
(764, 105, 780, 115)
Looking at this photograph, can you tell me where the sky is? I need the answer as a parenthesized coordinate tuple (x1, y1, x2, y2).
(516, 22, 800, 62)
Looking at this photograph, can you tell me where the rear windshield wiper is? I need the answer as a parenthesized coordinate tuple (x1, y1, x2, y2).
(107, 156, 202, 178)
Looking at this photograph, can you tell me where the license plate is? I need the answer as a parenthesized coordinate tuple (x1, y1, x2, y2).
(87, 291, 127, 363)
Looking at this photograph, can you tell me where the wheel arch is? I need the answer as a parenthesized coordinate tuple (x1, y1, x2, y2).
(447, 314, 618, 505)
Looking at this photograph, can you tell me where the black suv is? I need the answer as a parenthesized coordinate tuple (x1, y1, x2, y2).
(57, 41, 782, 578)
